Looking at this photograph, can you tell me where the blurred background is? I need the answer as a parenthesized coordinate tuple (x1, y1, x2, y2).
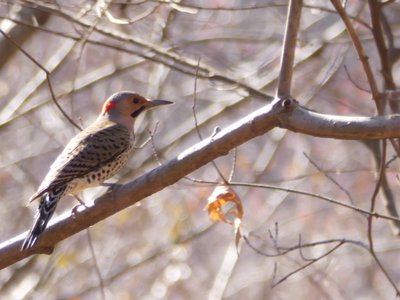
(1, 0, 400, 299)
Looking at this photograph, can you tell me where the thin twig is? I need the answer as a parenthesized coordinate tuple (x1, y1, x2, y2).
(69, 3, 97, 121)
(228, 148, 237, 182)
(192, 58, 228, 184)
(366, 140, 400, 235)
(243, 235, 366, 258)
(343, 65, 370, 93)
(86, 229, 106, 300)
(12, 1, 272, 100)
(367, 140, 400, 295)
(330, 0, 381, 111)
(271, 241, 345, 287)
(192, 58, 203, 141)
(303, 152, 355, 205)
(74, 195, 106, 300)
(194, 180, 400, 223)
(0, 28, 82, 131)
(147, 122, 162, 166)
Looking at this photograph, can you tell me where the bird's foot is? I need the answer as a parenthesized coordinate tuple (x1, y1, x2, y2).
(71, 205, 82, 218)
(71, 195, 88, 218)
(101, 182, 123, 191)
(102, 182, 123, 201)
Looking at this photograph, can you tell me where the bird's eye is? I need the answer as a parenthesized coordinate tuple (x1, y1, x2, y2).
(133, 98, 140, 104)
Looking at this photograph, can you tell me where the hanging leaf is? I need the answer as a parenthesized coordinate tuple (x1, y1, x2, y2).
(207, 184, 244, 253)
(206, 184, 243, 224)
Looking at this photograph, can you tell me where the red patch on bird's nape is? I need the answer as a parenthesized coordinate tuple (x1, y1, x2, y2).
(102, 101, 117, 115)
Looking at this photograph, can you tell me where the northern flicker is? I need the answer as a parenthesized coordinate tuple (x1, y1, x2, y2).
(21, 91, 173, 250)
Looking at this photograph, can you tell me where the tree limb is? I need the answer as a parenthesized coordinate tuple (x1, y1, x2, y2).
(276, 0, 302, 98)
(2, 98, 400, 269)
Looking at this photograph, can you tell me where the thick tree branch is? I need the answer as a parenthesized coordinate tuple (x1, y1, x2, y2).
(278, 99, 400, 139)
(2, 98, 400, 269)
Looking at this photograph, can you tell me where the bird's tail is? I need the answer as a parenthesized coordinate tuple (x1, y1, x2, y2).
(21, 186, 66, 250)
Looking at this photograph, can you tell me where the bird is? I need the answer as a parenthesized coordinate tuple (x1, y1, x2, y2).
(21, 91, 173, 250)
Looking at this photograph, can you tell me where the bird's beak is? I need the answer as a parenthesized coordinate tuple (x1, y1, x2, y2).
(147, 99, 174, 108)
(131, 99, 174, 118)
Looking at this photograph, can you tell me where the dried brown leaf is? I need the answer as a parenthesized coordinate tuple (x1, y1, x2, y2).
(206, 185, 243, 224)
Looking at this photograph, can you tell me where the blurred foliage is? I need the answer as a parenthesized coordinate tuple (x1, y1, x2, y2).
(1, 0, 400, 299)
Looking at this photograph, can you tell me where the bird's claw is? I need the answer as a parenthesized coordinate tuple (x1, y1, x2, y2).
(71, 204, 81, 218)
(103, 183, 123, 201)
(71, 195, 87, 218)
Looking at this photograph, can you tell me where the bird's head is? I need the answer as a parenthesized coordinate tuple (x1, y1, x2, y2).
(100, 91, 173, 128)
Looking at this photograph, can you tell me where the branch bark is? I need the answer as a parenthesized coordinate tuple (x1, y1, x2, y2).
(2, 98, 400, 269)
(276, 0, 302, 98)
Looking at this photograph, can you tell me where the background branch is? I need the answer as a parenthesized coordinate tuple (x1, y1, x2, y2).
(276, 0, 302, 98)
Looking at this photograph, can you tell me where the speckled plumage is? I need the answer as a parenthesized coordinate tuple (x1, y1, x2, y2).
(30, 120, 134, 201)
(22, 91, 173, 250)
